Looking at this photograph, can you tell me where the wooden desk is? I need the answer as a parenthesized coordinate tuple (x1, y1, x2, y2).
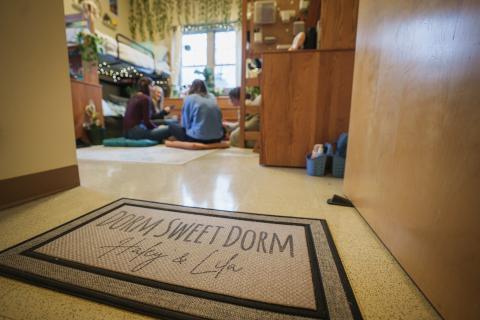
(164, 97, 239, 122)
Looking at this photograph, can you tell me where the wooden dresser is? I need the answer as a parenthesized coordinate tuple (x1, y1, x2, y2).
(260, 50, 354, 167)
(258, 0, 359, 167)
(70, 79, 104, 142)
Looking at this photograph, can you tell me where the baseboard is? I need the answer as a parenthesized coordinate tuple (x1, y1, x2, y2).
(0, 165, 80, 211)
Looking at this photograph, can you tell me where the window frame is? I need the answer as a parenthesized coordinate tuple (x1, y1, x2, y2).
(180, 29, 238, 91)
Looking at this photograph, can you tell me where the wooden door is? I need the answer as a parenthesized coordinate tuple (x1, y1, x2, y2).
(344, 0, 480, 318)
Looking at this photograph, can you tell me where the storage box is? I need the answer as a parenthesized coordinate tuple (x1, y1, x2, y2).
(332, 155, 346, 178)
(306, 154, 327, 176)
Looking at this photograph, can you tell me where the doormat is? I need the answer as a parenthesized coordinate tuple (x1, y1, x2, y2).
(0, 199, 362, 320)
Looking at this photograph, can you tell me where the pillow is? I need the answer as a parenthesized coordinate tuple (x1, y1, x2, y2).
(103, 138, 158, 147)
(108, 101, 127, 117)
(165, 140, 229, 150)
(66, 27, 81, 44)
(102, 99, 116, 117)
(108, 94, 129, 106)
(289, 32, 306, 51)
(125, 139, 158, 147)
(95, 30, 117, 54)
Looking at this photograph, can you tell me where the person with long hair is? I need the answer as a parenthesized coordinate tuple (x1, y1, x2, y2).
(168, 79, 224, 143)
(123, 77, 170, 142)
(151, 85, 172, 120)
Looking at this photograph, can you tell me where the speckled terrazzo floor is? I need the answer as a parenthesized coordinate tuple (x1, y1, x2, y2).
(0, 147, 441, 319)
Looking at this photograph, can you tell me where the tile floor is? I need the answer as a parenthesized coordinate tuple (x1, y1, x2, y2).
(0, 147, 440, 319)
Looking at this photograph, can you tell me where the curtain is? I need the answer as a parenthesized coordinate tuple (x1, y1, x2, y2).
(170, 26, 183, 91)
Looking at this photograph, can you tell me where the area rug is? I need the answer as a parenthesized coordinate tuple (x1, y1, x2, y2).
(0, 199, 362, 320)
(76, 146, 217, 165)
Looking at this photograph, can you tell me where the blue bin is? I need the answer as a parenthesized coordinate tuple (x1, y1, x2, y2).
(306, 153, 327, 176)
(332, 155, 346, 178)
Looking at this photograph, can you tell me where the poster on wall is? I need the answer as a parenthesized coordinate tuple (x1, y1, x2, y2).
(72, 0, 102, 14)
(110, 0, 118, 15)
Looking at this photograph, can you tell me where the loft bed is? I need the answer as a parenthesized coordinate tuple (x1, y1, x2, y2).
(65, 13, 172, 139)
(101, 33, 158, 76)
(98, 32, 170, 77)
(65, 14, 170, 80)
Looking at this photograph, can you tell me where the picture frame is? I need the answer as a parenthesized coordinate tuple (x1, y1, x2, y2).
(109, 0, 118, 15)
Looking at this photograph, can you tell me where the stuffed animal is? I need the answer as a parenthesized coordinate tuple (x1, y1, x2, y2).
(289, 32, 306, 51)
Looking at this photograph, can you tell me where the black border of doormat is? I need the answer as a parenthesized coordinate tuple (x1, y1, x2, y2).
(0, 199, 363, 320)
(22, 204, 328, 318)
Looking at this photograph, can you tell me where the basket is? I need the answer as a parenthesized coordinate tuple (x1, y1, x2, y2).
(306, 153, 327, 176)
(86, 127, 105, 145)
(332, 155, 346, 178)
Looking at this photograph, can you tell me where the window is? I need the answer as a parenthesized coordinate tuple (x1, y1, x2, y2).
(181, 33, 208, 88)
(214, 31, 237, 89)
(180, 30, 237, 92)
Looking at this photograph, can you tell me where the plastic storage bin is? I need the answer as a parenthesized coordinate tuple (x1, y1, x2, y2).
(332, 155, 346, 178)
(306, 154, 327, 176)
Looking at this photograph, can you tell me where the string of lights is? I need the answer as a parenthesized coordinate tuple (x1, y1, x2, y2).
(182, 21, 238, 34)
(97, 62, 142, 83)
(97, 61, 169, 87)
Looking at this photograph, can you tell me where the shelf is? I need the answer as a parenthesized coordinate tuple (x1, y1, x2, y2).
(240, 0, 262, 149)
(245, 105, 260, 114)
(245, 77, 260, 87)
(244, 131, 260, 141)
(246, 50, 263, 59)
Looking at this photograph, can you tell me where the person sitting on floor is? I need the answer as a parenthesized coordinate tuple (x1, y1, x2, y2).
(228, 87, 260, 148)
(151, 85, 173, 121)
(168, 79, 224, 144)
(123, 77, 170, 142)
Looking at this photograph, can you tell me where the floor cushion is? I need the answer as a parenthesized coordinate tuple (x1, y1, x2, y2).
(103, 137, 158, 147)
(165, 140, 230, 150)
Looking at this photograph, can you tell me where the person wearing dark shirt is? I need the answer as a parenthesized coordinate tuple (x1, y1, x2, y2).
(123, 77, 170, 142)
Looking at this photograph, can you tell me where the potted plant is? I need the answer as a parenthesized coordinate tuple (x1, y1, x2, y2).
(77, 31, 103, 83)
(83, 100, 104, 145)
(194, 67, 216, 95)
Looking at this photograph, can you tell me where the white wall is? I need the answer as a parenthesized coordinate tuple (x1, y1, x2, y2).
(63, 0, 132, 39)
